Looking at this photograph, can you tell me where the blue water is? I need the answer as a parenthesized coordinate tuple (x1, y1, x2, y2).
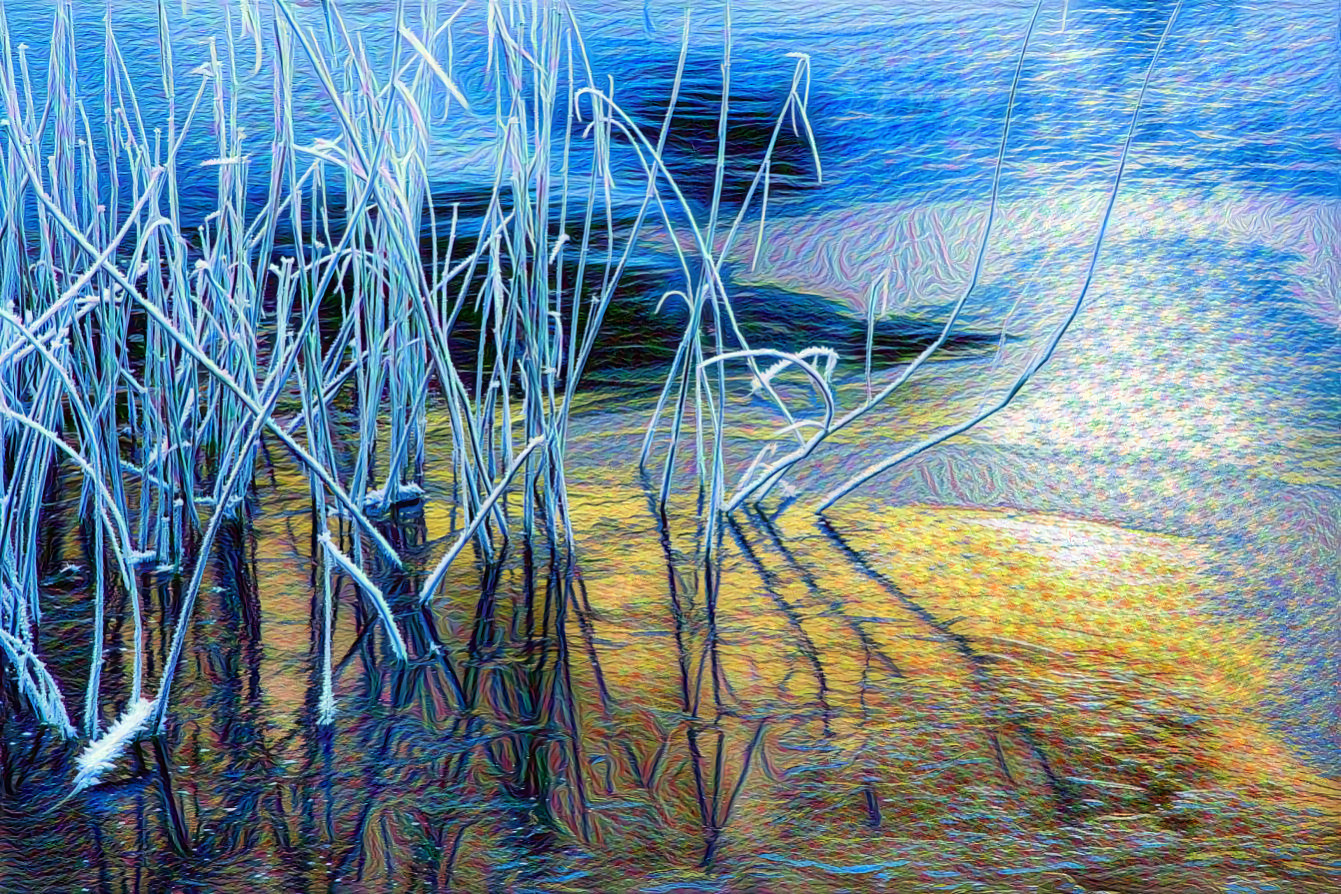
(7, 2, 1337, 203)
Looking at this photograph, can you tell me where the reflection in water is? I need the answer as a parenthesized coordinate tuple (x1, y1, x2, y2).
(2, 462, 1335, 892)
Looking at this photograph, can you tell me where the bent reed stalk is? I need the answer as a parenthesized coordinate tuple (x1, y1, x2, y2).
(0, 0, 1122, 790)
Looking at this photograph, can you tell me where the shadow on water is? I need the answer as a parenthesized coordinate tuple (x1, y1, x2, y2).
(288, 182, 1007, 398)
(612, 52, 831, 217)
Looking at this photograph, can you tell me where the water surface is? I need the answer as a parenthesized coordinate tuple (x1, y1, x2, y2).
(0, 1, 1337, 892)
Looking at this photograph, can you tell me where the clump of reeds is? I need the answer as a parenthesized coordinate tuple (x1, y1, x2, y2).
(0, 0, 1181, 793)
(0, 0, 819, 754)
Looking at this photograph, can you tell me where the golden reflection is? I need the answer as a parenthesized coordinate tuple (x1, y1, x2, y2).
(140, 439, 1333, 890)
(415, 482, 1335, 890)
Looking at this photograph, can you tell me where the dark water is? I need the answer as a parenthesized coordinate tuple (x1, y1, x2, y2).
(1, 1, 1338, 892)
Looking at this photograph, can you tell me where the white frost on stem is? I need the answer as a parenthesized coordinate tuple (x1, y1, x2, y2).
(72, 698, 156, 794)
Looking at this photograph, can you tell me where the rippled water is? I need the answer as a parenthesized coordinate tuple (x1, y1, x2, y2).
(1, 1, 1337, 892)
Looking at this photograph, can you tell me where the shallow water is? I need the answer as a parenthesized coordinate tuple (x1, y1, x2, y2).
(1, 1, 1338, 892)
